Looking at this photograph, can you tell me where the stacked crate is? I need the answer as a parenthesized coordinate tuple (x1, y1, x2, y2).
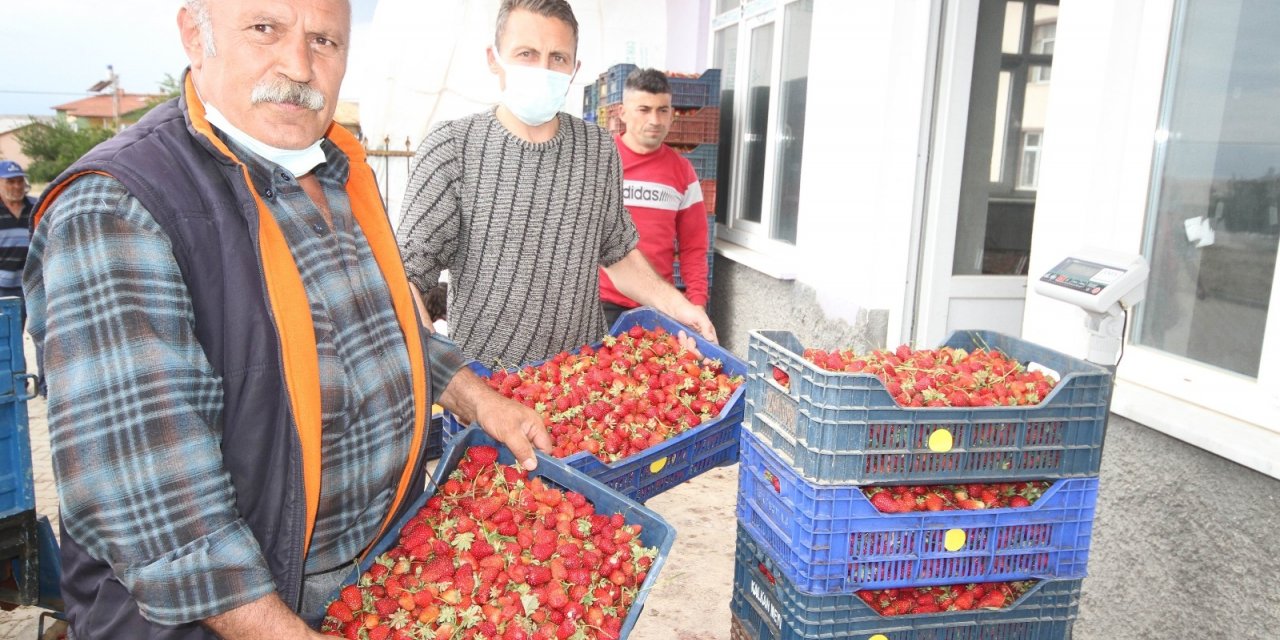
(732, 329, 1112, 639)
(583, 65, 722, 300)
(0, 298, 39, 605)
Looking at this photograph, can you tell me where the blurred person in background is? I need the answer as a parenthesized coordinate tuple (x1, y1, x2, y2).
(600, 68, 709, 327)
(0, 160, 34, 306)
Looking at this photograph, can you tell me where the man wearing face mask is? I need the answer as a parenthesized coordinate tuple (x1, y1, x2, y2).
(24, 0, 550, 637)
(397, 0, 718, 367)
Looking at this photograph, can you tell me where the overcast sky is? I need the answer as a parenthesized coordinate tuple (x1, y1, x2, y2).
(0, 0, 379, 116)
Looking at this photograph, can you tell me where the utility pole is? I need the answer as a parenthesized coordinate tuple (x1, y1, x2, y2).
(88, 64, 121, 130)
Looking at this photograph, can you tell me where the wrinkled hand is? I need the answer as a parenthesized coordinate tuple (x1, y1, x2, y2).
(672, 303, 718, 344)
(473, 394, 553, 471)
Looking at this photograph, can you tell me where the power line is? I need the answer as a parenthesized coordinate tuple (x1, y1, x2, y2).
(0, 89, 95, 97)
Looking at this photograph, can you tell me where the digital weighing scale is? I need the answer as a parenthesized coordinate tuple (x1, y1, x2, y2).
(1034, 248, 1150, 367)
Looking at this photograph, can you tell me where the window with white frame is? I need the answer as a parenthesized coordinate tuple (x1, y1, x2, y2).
(1031, 22, 1055, 82)
(1017, 130, 1042, 189)
(711, 0, 813, 251)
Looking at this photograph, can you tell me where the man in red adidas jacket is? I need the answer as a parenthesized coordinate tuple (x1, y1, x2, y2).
(599, 68, 710, 327)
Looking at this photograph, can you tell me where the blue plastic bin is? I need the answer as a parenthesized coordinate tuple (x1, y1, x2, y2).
(601, 64, 721, 109)
(0, 297, 25, 398)
(746, 330, 1112, 485)
(322, 427, 677, 639)
(445, 307, 747, 502)
(732, 524, 1080, 639)
(679, 144, 719, 181)
(0, 297, 33, 520)
(668, 71, 722, 110)
(737, 428, 1097, 594)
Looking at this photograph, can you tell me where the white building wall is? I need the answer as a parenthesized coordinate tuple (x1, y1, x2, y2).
(795, 0, 936, 346)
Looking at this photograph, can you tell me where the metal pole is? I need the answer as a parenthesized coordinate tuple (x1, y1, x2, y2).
(109, 65, 120, 131)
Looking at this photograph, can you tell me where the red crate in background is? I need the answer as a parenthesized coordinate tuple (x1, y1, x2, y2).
(701, 178, 717, 215)
(667, 106, 720, 147)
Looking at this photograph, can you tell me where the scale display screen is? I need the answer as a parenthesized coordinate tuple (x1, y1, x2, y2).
(1040, 257, 1126, 296)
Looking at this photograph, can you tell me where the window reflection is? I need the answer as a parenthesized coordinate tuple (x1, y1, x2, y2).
(1135, 0, 1279, 377)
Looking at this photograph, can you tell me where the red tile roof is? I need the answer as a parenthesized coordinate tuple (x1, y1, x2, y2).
(52, 91, 163, 119)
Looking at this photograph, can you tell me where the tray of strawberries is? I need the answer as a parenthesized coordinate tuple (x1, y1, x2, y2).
(445, 307, 747, 502)
(736, 427, 1097, 593)
(318, 427, 676, 640)
(745, 329, 1113, 485)
(731, 523, 1081, 640)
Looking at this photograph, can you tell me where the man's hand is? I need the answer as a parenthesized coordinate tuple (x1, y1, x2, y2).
(672, 302, 718, 344)
(604, 250, 719, 344)
(473, 394, 554, 471)
(440, 368, 552, 470)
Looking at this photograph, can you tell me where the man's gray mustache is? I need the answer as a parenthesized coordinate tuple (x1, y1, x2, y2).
(251, 79, 326, 111)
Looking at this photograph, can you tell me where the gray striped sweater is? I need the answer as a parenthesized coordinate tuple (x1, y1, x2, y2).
(397, 108, 639, 367)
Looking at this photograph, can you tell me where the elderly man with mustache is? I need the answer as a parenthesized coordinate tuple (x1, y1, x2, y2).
(23, 1, 551, 638)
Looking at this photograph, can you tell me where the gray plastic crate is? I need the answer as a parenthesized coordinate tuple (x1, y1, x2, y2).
(746, 330, 1112, 485)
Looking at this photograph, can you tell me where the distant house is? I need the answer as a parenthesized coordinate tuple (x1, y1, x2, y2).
(0, 116, 54, 169)
(51, 90, 162, 130)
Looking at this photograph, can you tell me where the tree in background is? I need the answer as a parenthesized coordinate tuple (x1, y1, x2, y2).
(16, 120, 114, 183)
(139, 73, 183, 116)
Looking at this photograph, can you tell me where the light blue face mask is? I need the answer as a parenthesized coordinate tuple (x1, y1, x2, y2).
(493, 53, 574, 127)
(203, 102, 326, 177)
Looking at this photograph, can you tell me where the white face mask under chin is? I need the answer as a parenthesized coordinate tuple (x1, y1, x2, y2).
(493, 54, 573, 127)
(202, 102, 327, 177)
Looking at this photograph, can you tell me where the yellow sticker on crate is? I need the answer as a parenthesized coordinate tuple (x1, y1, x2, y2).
(944, 528, 967, 551)
(928, 429, 954, 452)
(869, 635, 889, 640)
(649, 457, 668, 474)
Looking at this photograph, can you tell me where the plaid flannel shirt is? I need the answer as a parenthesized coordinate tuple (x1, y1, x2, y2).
(24, 136, 465, 625)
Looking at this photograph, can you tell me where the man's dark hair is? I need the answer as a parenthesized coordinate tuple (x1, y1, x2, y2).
(625, 68, 671, 96)
(495, 0, 579, 51)
(426, 284, 448, 322)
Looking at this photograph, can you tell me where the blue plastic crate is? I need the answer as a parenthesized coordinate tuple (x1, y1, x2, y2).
(679, 144, 719, 181)
(732, 524, 1080, 640)
(445, 307, 747, 502)
(668, 70, 722, 109)
(736, 428, 1097, 594)
(321, 427, 677, 639)
(0, 297, 24, 397)
(602, 63, 640, 104)
(672, 214, 716, 293)
(745, 330, 1112, 485)
(601, 65, 721, 109)
(583, 77, 600, 119)
(0, 297, 33, 520)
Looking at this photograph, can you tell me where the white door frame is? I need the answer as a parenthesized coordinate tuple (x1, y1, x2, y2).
(915, 0, 982, 346)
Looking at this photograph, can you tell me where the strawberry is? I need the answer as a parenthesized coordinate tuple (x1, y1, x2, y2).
(373, 598, 398, 616)
(869, 490, 899, 513)
(326, 600, 354, 623)
(1009, 495, 1032, 508)
(977, 590, 1007, 609)
(923, 493, 945, 511)
(340, 584, 364, 612)
(421, 557, 454, 583)
(526, 565, 553, 586)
